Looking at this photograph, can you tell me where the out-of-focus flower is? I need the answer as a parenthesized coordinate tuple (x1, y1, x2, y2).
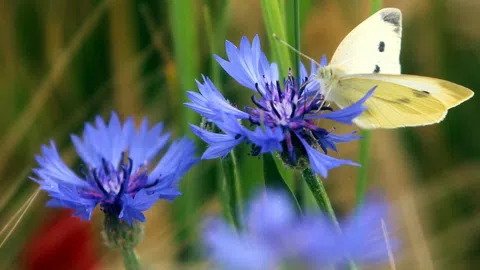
(23, 209, 98, 270)
(186, 36, 375, 177)
(203, 189, 396, 269)
(32, 112, 198, 225)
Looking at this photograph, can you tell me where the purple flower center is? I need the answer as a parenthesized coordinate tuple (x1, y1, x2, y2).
(79, 154, 153, 206)
(246, 74, 330, 131)
(244, 74, 336, 162)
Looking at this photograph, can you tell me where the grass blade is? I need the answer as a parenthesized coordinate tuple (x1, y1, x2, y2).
(260, 0, 292, 73)
(169, 0, 201, 260)
(356, 0, 383, 206)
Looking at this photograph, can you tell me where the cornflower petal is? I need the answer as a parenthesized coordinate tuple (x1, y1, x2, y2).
(203, 189, 398, 268)
(185, 76, 250, 121)
(300, 60, 321, 95)
(203, 218, 277, 270)
(244, 126, 284, 155)
(305, 87, 376, 124)
(245, 190, 295, 236)
(296, 133, 359, 178)
(33, 141, 87, 187)
(119, 189, 160, 225)
(215, 35, 279, 95)
(190, 124, 244, 159)
(129, 119, 171, 170)
(148, 136, 199, 184)
(318, 131, 362, 153)
(341, 196, 398, 264)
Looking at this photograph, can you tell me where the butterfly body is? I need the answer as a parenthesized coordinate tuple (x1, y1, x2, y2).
(316, 66, 345, 94)
(315, 8, 473, 129)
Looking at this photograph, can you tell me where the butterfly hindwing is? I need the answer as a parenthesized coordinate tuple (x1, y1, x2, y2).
(331, 77, 448, 129)
(341, 74, 474, 109)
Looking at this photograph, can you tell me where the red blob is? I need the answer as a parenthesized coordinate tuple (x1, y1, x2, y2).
(22, 210, 99, 270)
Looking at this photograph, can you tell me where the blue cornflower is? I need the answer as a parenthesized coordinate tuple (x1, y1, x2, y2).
(32, 112, 198, 225)
(203, 189, 397, 269)
(186, 35, 375, 177)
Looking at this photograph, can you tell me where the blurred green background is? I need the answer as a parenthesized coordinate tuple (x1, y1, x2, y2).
(0, 0, 479, 269)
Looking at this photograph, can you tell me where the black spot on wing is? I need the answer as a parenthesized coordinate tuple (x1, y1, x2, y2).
(381, 11, 401, 26)
(374, 65, 380, 73)
(381, 10, 402, 34)
(378, 41, 385, 52)
(413, 90, 429, 98)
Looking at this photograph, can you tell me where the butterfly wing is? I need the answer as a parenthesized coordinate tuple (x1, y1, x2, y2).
(331, 77, 448, 129)
(329, 8, 402, 75)
(341, 74, 474, 109)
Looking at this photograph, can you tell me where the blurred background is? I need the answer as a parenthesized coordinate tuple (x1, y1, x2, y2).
(0, 0, 479, 269)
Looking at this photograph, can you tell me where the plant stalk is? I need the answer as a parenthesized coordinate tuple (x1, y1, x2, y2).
(301, 168, 339, 228)
(221, 150, 243, 229)
(121, 249, 141, 270)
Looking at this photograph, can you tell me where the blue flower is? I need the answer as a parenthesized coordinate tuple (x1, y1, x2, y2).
(203, 189, 397, 269)
(186, 35, 375, 177)
(32, 112, 198, 224)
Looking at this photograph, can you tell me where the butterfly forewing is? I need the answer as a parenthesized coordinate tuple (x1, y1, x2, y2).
(329, 8, 402, 75)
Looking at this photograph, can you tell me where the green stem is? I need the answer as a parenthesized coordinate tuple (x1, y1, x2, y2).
(220, 150, 243, 229)
(121, 249, 141, 270)
(301, 168, 339, 228)
(302, 168, 359, 270)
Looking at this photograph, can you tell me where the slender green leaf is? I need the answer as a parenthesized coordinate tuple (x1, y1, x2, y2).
(260, 0, 292, 73)
(169, 0, 199, 132)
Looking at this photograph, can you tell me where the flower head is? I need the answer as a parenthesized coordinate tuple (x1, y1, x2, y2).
(186, 36, 375, 177)
(32, 112, 198, 224)
(203, 189, 397, 269)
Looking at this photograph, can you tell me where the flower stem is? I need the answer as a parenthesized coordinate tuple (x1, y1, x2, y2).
(301, 168, 339, 228)
(302, 168, 359, 270)
(220, 150, 243, 229)
(121, 249, 141, 270)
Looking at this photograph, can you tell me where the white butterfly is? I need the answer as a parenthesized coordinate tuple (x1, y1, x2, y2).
(316, 8, 474, 129)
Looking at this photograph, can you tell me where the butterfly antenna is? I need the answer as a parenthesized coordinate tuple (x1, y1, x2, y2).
(272, 34, 320, 66)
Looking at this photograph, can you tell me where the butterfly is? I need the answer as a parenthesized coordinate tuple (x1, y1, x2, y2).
(315, 7, 474, 129)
